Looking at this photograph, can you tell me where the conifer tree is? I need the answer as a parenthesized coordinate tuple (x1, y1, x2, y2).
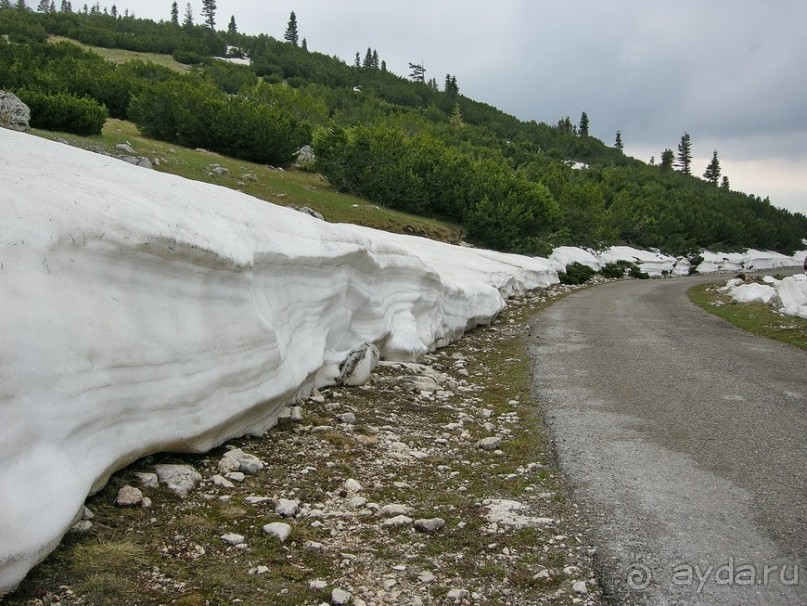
(170, 1, 178, 25)
(227, 14, 236, 35)
(408, 62, 425, 83)
(16, 0, 28, 10)
(182, 2, 193, 27)
(381, 60, 387, 73)
(720, 175, 730, 190)
(201, 0, 216, 28)
(579, 111, 589, 138)
(450, 103, 464, 129)
(354, 51, 360, 68)
(284, 11, 298, 46)
(301, 38, 307, 51)
(676, 132, 692, 174)
(49, 0, 54, 10)
(37, 0, 48, 11)
(703, 149, 721, 185)
(614, 130, 623, 151)
(371, 49, 379, 68)
(363, 47, 372, 68)
(659, 148, 674, 171)
(1, 0, 11, 8)
(60, 0, 70, 11)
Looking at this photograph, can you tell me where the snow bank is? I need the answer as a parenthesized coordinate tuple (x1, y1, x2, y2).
(697, 249, 802, 273)
(549, 246, 602, 271)
(0, 129, 557, 593)
(720, 275, 807, 319)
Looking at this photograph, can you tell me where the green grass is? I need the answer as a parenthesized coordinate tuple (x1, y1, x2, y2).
(31, 119, 462, 243)
(689, 282, 807, 349)
(49, 35, 190, 72)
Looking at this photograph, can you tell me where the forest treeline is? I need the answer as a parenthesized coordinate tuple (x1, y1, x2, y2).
(1, 4, 805, 256)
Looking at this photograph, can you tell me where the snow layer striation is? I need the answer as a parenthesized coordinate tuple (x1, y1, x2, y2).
(0, 129, 558, 593)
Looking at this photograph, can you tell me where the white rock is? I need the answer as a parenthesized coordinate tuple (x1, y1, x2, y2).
(475, 436, 502, 450)
(225, 472, 246, 483)
(154, 464, 202, 498)
(572, 580, 588, 594)
(290, 406, 304, 422)
(331, 588, 352, 605)
(418, 570, 436, 583)
(275, 498, 300, 517)
(343, 478, 363, 493)
(262, 522, 292, 542)
(211, 474, 235, 489)
(134, 472, 159, 488)
(220, 533, 245, 546)
(115, 485, 143, 506)
(219, 448, 264, 475)
(383, 515, 413, 527)
(309, 579, 327, 590)
(338, 412, 356, 424)
(446, 588, 469, 601)
(414, 518, 445, 533)
(381, 504, 413, 517)
(70, 520, 93, 533)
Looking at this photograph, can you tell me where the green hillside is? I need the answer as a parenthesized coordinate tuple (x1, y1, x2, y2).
(1, 4, 805, 256)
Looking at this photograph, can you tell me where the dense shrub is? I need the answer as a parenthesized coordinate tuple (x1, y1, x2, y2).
(600, 260, 633, 279)
(18, 88, 107, 135)
(558, 262, 596, 285)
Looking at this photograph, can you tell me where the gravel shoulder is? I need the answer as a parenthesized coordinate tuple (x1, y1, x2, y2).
(5, 286, 603, 606)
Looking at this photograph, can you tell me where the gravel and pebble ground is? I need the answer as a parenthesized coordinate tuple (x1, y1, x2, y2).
(5, 282, 605, 606)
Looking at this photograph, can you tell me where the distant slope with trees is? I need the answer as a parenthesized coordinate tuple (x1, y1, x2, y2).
(1, 2, 805, 256)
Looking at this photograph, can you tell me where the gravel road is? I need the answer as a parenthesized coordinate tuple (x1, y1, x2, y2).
(530, 275, 806, 605)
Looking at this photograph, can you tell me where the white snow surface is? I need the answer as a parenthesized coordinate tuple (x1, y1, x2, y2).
(722, 274, 807, 319)
(698, 249, 805, 274)
(549, 246, 602, 271)
(0, 129, 559, 593)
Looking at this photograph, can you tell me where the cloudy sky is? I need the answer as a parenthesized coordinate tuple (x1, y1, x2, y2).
(123, 0, 807, 215)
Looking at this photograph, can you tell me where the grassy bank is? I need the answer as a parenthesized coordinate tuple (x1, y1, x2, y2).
(689, 281, 807, 350)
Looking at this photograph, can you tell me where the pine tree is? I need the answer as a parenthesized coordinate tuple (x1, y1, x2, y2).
(227, 14, 236, 35)
(676, 132, 692, 174)
(409, 62, 425, 83)
(353, 51, 360, 68)
(659, 148, 674, 171)
(60, 0, 70, 11)
(16, 0, 28, 10)
(703, 149, 721, 185)
(614, 130, 623, 151)
(201, 0, 216, 28)
(284, 11, 298, 46)
(182, 2, 192, 27)
(371, 49, 379, 69)
(363, 47, 372, 68)
(720, 175, 730, 190)
(1, 0, 11, 8)
(49, 0, 54, 10)
(579, 111, 589, 138)
(450, 103, 464, 129)
(301, 38, 307, 51)
(380, 60, 387, 73)
(170, 1, 178, 25)
(110, 3, 116, 17)
(37, 0, 48, 11)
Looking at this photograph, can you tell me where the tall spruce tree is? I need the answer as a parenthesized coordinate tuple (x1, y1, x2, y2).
(182, 2, 193, 26)
(37, 0, 48, 11)
(284, 11, 298, 46)
(170, 1, 178, 25)
(1, 0, 11, 8)
(409, 62, 425, 83)
(614, 130, 623, 151)
(676, 132, 692, 174)
(659, 148, 674, 171)
(720, 175, 730, 190)
(703, 149, 721, 185)
(227, 14, 236, 35)
(201, 0, 216, 28)
(16, 0, 27, 10)
(579, 111, 589, 138)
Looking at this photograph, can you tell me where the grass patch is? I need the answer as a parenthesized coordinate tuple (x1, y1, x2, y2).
(689, 282, 807, 349)
(49, 36, 190, 72)
(30, 119, 463, 244)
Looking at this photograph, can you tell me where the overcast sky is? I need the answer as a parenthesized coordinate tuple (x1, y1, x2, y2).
(122, 0, 807, 216)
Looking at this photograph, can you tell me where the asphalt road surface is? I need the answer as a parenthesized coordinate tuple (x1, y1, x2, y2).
(530, 274, 806, 605)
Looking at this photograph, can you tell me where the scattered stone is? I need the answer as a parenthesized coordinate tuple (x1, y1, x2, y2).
(572, 580, 588, 595)
(154, 464, 202, 498)
(249, 565, 269, 575)
(347, 496, 367, 509)
(331, 587, 351, 605)
(262, 522, 292, 542)
(208, 164, 229, 176)
(70, 520, 93, 533)
(337, 343, 380, 387)
(484, 498, 555, 528)
(115, 142, 135, 154)
(475, 436, 502, 450)
(81, 506, 94, 521)
(241, 172, 258, 182)
(338, 412, 356, 424)
(119, 155, 153, 169)
(275, 498, 300, 517)
(218, 448, 264, 475)
(382, 515, 413, 527)
(414, 518, 445, 533)
(225, 471, 246, 483)
(381, 504, 413, 517)
(245, 495, 271, 505)
(220, 533, 245, 546)
(290, 406, 304, 422)
(446, 588, 469, 601)
(210, 474, 235, 489)
(418, 570, 436, 583)
(343, 478, 363, 493)
(135, 472, 159, 488)
(0, 90, 30, 131)
(115, 484, 143, 506)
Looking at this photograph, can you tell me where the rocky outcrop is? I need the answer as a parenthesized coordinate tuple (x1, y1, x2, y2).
(0, 90, 30, 132)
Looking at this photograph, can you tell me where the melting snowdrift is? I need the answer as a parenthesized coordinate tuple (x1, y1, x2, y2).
(720, 274, 807, 319)
(0, 129, 559, 593)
